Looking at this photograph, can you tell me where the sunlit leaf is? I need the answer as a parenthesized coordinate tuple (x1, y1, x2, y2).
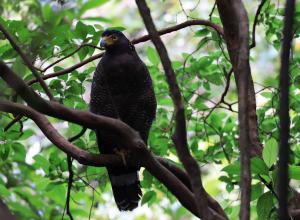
(263, 138, 278, 168)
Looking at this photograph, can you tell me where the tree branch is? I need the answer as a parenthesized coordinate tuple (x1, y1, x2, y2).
(0, 23, 54, 100)
(250, 0, 267, 49)
(26, 19, 223, 86)
(41, 44, 103, 73)
(66, 155, 74, 220)
(205, 68, 233, 119)
(216, 1, 252, 219)
(0, 61, 228, 219)
(0, 99, 211, 218)
(136, 1, 225, 220)
(278, 0, 295, 219)
(0, 198, 17, 220)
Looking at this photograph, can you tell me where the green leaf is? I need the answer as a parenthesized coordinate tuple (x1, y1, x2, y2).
(251, 157, 269, 175)
(263, 138, 278, 168)
(141, 169, 153, 188)
(107, 26, 126, 31)
(75, 21, 88, 40)
(0, 142, 10, 160)
(78, 46, 89, 61)
(49, 151, 61, 166)
(261, 92, 273, 98)
(147, 47, 160, 65)
(195, 28, 210, 37)
(289, 165, 300, 180)
(79, 0, 109, 16)
(226, 183, 234, 192)
(42, 3, 52, 22)
(251, 183, 263, 201)
(11, 143, 26, 162)
(197, 37, 210, 49)
(257, 191, 274, 220)
(222, 161, 240, 175)
(33, 155, 50, 173)
(0, 184, 10, 197)
(19, 129, 34, 140)
(141, 190, 156, 205)
(2, 48, 18, 59)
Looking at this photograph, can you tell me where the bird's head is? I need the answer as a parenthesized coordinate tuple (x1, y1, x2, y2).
(100, 29, 133, 52)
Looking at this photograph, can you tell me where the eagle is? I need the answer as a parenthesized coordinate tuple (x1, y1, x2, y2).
(89, 29, 157, 211)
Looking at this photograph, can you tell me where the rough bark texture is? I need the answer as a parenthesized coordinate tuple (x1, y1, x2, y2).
(0, 199, 18, 220)
(216, 1, 252, 219)
(278, 0, 295, 219)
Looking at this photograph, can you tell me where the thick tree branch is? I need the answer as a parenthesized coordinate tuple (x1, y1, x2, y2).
(26, 19, 223, 86)
(0, 23, 54, 100)
(136, 1, 225, 220)
(0, 99, 211, 219)
(0, 62, 206, 217)
(278, 0, 295, 219)
(0, 62, 228, 219)
(0, 100, 194, 193)
(216, 1, 251, 219)
(0, 100, 122, 167)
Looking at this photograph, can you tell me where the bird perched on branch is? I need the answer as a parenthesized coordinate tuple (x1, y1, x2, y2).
(89, 29, 157, 211)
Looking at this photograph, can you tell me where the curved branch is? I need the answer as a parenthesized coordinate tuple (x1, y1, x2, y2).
(132, 19, 224, 44)
(26, 19, 223, 86)
(0, 99, 202, 218)
(250, 0, 267, 49)
(136, 1, 226, 220)
(0, 61, 228, 218)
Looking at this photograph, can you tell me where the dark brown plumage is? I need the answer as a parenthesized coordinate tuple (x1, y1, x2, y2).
(89, 30, 157, 211)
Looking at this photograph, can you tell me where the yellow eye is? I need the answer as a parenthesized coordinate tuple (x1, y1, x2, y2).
(111, 35, 118, 41)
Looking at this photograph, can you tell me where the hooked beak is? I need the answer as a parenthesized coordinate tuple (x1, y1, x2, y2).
(100, 38, 107, 48)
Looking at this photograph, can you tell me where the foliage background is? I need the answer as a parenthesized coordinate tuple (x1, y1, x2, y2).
(0, 0, 299, 219)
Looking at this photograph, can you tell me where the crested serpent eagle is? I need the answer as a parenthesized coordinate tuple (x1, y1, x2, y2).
(89, 30, 157, 211)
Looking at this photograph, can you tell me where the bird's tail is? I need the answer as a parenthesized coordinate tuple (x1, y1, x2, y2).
(108, 171, 142, 211)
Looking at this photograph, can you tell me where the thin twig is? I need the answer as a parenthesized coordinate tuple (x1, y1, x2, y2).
(88, 190, 95, 220)
(41, 44, 103, 72)
(68, 127, 87, 143)
(209, 2, 217, 21)
(66, 155, 74, 220)
(4, 114, 22, 131)
(250, 0, 267, 49)
(205, 68, 233, 120)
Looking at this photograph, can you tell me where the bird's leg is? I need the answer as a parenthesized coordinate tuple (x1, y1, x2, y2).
(114, 148, 128, 166)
